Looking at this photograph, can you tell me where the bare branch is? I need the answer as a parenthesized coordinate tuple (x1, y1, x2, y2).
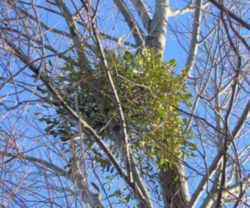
(0, 151, 104, 208)
(129, 0, 152, 29)
(54, 0, 90, 69)
(190, 100, 250, 207)
(0, 32, 131, 194)
(184, 0, 202, 81)
(169, 1, 210, 17)
(8, 4, 71, 37)
(113, 0, 144, 47)
(232, 100, 250, 138)
(147, 0, 169, 53)
(0, 151, 68, 176)
(208, 0, 250, 30)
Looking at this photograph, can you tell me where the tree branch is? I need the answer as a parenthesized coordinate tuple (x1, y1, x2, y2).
(169, 1, 210, 17)
(200, 173, 250, 208)
(129, 0, 152, 29)
(0, 151, 104, 207)
(208, 0, 250, 30)
(199, 167, 221, 208)
(90, 18, 153, 208)
(147, 0, 169, 54)
(8, 5, 71, 37)
(232, 100, 250, 138)
(184, 0, 202, 81)
(190, 100, 250, 207)
(54, 0, 90, 70)
(0, 151, 68, 176)
(0, 31, 153, 208)
(0, 30, 125, 186)
(113, 0, 144, 47)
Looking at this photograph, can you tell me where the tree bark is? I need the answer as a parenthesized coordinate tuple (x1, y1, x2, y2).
(159, 162, 189, 208)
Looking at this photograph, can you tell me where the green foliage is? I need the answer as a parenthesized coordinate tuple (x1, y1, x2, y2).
(39, 47, 195, 170)
(114, 47, 193, 168)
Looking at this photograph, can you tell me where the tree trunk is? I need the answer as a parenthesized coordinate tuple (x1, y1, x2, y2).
(159, 163, 189, 208)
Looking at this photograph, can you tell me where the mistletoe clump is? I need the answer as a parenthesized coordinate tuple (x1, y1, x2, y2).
(113, 47, 193, 167)
(39, 47, 194, 169)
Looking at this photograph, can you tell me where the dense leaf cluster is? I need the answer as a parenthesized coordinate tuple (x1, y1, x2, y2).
(39, 47, 194, 169)
(116, 48, 194, 167)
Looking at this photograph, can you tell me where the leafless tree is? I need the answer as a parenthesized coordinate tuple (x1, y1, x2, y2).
(0, 0, 249, 208)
